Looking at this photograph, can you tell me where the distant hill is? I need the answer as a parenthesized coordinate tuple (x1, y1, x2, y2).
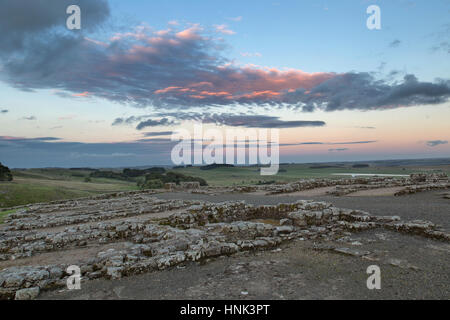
(200, 163, 235, 170)
(309, 165, 344, 169)
(89, 167, 167, 181)
(352, 164, 370, 168)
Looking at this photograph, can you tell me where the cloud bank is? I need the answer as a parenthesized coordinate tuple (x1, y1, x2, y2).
(112, 113, 326, 129)
(0, 136, 380, 168)
(426, 140, 448, 147)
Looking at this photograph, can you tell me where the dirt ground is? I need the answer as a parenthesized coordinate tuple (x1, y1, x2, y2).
(38, 190, 450, 300)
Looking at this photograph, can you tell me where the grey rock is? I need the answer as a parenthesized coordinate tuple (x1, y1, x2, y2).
(15, 287, 40, 300)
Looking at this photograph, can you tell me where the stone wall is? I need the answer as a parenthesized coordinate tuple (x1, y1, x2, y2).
(249, 173, 450, 196)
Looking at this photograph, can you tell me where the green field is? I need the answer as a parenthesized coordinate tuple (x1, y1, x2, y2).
(0, 168, 138, 208)
(0, 160, 448, 208)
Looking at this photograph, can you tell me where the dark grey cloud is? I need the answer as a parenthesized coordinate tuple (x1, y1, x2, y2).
(389, 39, 401, 48)
(328, 148, 349, 152)
(296, 73, 450, 112)
(0, 0, 110, 53)
(143, 131, 174, 137)
(19, 137, 61, 142)
(136, 118, 178, 130)
(0, 136, 61, 142)
(112, 115, 151, 126)
(329, 141, 377, 145)
(279, 141, 377, 147)
(426, 140, 448, 147)
(200, 114, 325, 128)
(113, 116, 178, 130)
(134, 138, 173, 143)
(115, 112, 326, 129)
(156, 112, 325, 128)
(0, 0, 110, 101)
(0, 109, 8, 113)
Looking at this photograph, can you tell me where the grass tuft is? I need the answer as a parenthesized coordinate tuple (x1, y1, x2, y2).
(0, 209, 18, 224)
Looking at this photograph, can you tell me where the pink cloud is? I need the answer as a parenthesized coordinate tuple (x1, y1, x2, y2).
(110, 24, 151, 42)
(14, 21, 339, 108)
(189, 95, 207, 99)
(151, 63, 334, 103)
(188, 82, 214, 88)
(154, 87, 183, 94)
(72, 92, 90, 97)
(176, 25, 203, 40)
(214, 24, 236, 35)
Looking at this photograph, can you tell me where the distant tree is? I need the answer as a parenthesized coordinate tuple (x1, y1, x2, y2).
(89, 170, 130, 181)
(123, 167, 165, 178)
(138, 179, 164, 190)
(200, 163, 234, 170)
(0, 163, 13, 181)
(138, 171, 208, 189)
(352, 164, 370, 168)
(71, 172, 86, 177)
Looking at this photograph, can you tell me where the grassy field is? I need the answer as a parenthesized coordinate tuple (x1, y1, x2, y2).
(0, 160, 448, 207)
(172, 163, 450, 187)
(0, 169, 138, 208)
(0, 209, 17, 224)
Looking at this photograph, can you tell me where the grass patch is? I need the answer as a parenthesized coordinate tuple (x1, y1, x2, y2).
(0, 169, 139, 208)
(0, 209, 18, 224)
(0, 183, 91, 208)
(0, 162, 447, 207)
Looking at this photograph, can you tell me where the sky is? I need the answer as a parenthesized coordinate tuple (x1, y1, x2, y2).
(0, 0, 449, 168)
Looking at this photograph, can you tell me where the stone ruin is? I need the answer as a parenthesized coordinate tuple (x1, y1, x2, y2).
(180, 181, 201, 190)
(410, 173, 448, 183)
(164, 181, 201, 191)
(229, 173, 450, 196)
(0, 189, 448, 299)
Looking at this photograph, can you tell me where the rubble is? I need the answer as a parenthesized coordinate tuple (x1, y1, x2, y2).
(245, 173, 450, 196)
(15, 287, 40, 300)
